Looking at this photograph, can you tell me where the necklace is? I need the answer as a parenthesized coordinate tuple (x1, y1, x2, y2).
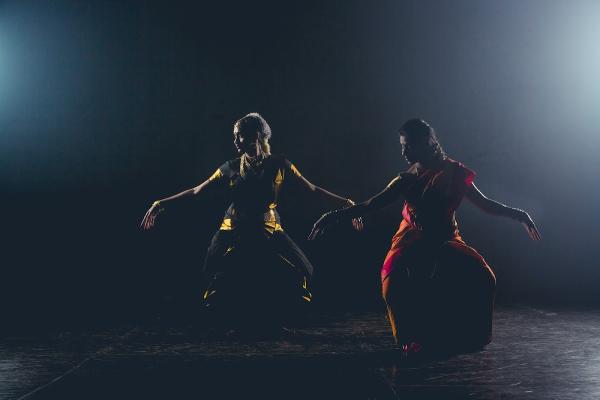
(240, 153, 265, 177)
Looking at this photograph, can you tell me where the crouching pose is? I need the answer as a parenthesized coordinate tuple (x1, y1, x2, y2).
(309, 119, 539, 353)
(141, 113, 362, 333)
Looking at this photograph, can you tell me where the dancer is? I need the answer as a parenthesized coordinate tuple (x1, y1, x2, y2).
(309, 118, 539, 353)
(141, 113, 362, 331)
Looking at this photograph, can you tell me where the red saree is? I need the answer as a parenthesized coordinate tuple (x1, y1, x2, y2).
(381, 158, 496, 348)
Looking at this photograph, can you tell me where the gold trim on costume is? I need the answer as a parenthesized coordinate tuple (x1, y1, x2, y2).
(275, 169, 284, 184)
(302, 277, 313, 302)
(265, 210, 283, 233)
(219, 212, 283, 233)
(220, 218, 233, 230)
(290, 163, 302, 178)
(209, 169, 223, 181)
(269, 168, 284, 211)
(264, 221, 283, 234)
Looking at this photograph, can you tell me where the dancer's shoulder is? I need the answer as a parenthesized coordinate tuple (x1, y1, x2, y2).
(268, 154, 298, 171)
(268, 153, 288, 166)
(218, 157, 241, 176)
(444, 158, 476, 185)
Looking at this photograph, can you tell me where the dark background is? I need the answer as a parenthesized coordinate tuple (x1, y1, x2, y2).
(1, 0, 598, 330)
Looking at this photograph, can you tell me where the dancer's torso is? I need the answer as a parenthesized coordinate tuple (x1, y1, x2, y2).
(401, 158, 473, 234)
(211, 155, 303, 234)
(391, 158, 475, 249)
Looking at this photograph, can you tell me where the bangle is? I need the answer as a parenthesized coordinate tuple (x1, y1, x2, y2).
(327, 209, 343, 224)
(153, 200, 161, 208)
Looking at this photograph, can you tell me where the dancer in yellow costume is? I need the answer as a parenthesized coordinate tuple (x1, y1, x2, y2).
(141, 113, 362, 331)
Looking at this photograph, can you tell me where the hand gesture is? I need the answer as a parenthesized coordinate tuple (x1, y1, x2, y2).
(140, 201, 164, 230)
(515, 210, 540, 241)
(346, 199, 364, 232)
(351, 217, 364, 232)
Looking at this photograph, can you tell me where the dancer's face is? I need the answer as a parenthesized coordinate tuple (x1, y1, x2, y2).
(400, 134, 427, 165)
(233, 126, 257, 155)
(233, 127, 244, 154)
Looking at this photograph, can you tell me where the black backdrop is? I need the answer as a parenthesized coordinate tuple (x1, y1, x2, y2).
(1, 0, 599, 330)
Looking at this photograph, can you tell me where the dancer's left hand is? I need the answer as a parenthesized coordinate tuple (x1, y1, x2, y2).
(516, 210, 541, 241)
(351, 217, 364, 232)
(346, 199, 364, 232)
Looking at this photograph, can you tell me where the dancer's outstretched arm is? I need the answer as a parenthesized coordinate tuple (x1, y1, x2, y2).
(140, 169, 223, 230)
(308, 175, 405, 239)
(286, 161, 350, 204)
(465, 183, 541, 240)
(286, 160, 364, 231)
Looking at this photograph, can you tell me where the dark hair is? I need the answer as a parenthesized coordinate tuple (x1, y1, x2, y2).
(399, 118, 445, 160)
(234, 112, 272, 156)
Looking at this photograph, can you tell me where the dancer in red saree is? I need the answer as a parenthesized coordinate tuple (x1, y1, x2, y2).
(309, 118, 540, 353)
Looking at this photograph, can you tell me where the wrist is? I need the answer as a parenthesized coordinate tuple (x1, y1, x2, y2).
(327, 208, 346, 223)
(153, 200, 162, 208)
(509, 208, 523, 220)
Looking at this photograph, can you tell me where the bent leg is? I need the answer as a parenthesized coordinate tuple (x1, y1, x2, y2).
(432, 240, 497, 348)
(381, 249, 415, 344)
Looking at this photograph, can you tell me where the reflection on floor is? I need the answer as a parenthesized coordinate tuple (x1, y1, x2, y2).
(2, 306, 600, 399)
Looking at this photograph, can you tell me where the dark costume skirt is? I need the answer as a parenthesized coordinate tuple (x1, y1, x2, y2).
(381, 231, 496, 349)
(201, 227, 313, 327)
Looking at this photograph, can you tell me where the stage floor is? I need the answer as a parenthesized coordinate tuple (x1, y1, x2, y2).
(2, 306, 599, 399)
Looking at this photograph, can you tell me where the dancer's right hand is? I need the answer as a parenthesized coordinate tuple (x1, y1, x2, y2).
(140, 201, 164, 230)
